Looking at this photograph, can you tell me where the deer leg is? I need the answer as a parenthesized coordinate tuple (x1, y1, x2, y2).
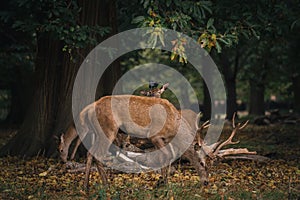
(70, 137, 81, 160)
(84, 152, 93, 191)
(95, 159, 108, 185)
(151, 137, 170, 185)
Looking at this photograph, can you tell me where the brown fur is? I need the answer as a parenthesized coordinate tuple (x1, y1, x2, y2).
(58, 109, 200, 163)
(77, 95, 208, 190)
(58, 124, 78, 162)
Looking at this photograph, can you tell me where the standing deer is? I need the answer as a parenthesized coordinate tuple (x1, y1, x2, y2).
(58, 109, 197, 163)
(58, 83, 169, 162)
(77, 95, 210, 190)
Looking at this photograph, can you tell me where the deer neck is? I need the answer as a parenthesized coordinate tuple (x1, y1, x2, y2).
(64, 125, 78, 146)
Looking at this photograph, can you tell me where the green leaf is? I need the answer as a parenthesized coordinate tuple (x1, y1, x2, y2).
(132, 16, 145, 24)
(143, 0, 150, 9)
(166, 0, 172, 7)
(201, 4, 212, 14)
(215, 41, 222, 53)
(251, 29, 260, 40)
(207, 18, 214, 29)
(218, 37, 230, 45)
(52, 10, 59, 16)
(241, 30, 250, 39)
(291, 19, 300, 30)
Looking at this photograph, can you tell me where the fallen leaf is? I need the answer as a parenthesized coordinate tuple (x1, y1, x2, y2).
(39, 171, 48, 177)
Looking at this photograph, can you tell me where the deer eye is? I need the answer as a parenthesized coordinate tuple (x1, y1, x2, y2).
(58, 147, 63, 153)
(194, 143, 200, 151)
(200, 161, 205, 167)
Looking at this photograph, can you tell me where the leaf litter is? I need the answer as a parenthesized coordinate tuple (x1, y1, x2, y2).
(0, 124, 299, 199)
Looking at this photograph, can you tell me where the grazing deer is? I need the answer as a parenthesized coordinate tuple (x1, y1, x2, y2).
(58, 83, 169, 162)
(58, 109, 198, 163)
(77, 95, 210, 190)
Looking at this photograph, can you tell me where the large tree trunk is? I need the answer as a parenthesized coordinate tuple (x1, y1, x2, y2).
(248, 59, 268, 116)
(218, 51, 239, 120)
(225, 78, 237, 120)
(202, 75, 212, 121)
(0, 34, 64, 156)
(248, 80, 265, 116)
(0, 0, 120, 157)
(3, 66, 33, 126)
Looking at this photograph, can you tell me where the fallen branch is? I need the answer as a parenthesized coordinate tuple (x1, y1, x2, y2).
(66, 161, 97, 173)
(222, 155, 270, 162)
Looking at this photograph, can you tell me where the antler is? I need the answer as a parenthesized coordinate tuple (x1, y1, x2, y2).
(212, 113, 255, 158)
(194, 113, 219, 159)
(195, 113, 210, 145)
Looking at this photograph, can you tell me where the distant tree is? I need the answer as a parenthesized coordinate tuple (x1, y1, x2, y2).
(243, 1, 300, 116)
(288, 25, 300, 113)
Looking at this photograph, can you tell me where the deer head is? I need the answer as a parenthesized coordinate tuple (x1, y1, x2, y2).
(193, 113, 256, 181)
(58, 134, 68, 162)
(57, 124, 78, 162)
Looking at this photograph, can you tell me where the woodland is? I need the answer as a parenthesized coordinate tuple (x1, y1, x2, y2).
(0, 0, 300, 199)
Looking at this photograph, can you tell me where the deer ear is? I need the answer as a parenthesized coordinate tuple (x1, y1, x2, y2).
(53, 135, 59, 143)
(60, 134, 65, 144)
(156, 83, 169, 97)
(163, 83, 169, 89)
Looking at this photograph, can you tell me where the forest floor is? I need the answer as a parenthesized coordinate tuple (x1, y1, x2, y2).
(0, 123, 299, 200)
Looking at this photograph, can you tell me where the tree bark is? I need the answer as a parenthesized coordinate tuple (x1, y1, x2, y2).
(248, 80, 265, 116)
(218, 51, 239, 120)
(202, 77, 212, 121)
(2, 66, 33, 126)
(0, 0, 120, 157)
(0, 33, 64, 156)
(225, 79, 237, 120)
(248, 57, 269, 116)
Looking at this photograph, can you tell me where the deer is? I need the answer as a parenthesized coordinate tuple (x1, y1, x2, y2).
(58, 83, 169, 162)
(75, 95, 210, 190)
(57, 109, 199, 163)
